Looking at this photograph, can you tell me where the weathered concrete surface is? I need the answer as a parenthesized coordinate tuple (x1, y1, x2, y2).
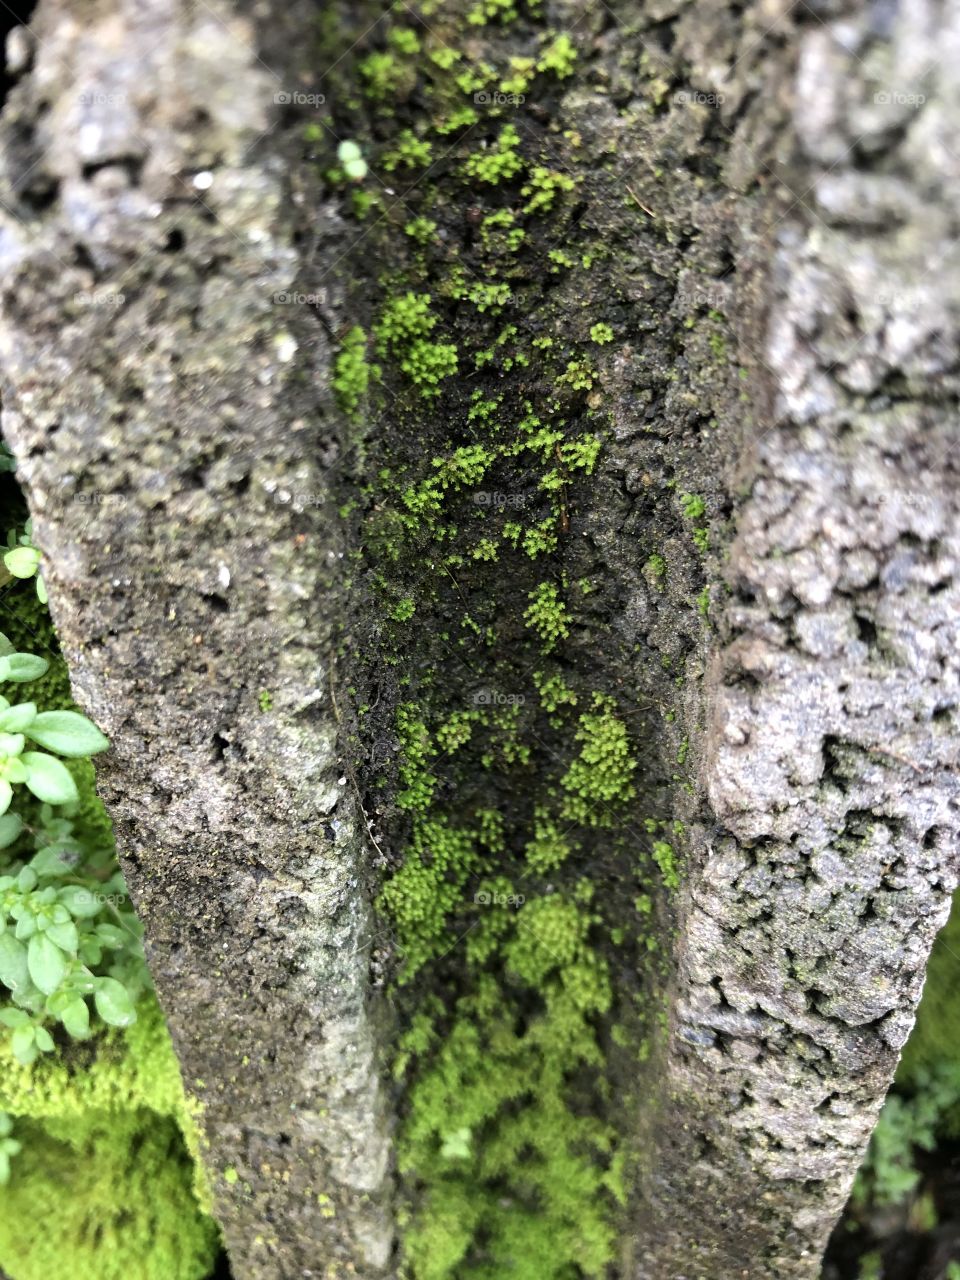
(0, 1, 393, 1276)
(643, 1, 960, 1276)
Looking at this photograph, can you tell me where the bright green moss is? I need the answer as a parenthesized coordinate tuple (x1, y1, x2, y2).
(377, 293, 459, 398)
(532, 670, 577, 714)
(332, 325, 373, 420)
(679, 491, 706, 520)
(651, 840, 680, 891)
(383, 129, 433, 171)
(325, 4, 675, 1271)
(523, 582, 569, 652)
(405, 216, 439, 244)
(462, 125, 524, 185)
(524, 809, 575, 871)
(521, 166, 575, 215)
(560, 697, 637, 826)
(537, 31, 577, 77)
(0, 1105, 218, 1280)
(645, 552, 667, 580)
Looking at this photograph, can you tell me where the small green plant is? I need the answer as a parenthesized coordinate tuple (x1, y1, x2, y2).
(651, 840, 680, 891)
(590, 323, 614, 345)
(855, 1064, 960, 1207)
(337, 140, 368, 183)
(383, 129, 432, 171)
(679, 492, 706, 520)
(0, 620, 148, 1067)
(4, 520, 46, 605)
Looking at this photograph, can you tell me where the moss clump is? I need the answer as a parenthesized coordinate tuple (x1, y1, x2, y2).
(332, 325, 374, 420)
(462, 124, 524, 185)
(523, 582, 569, 652)
(376, 293, 459, 398)
(560, 696, 637, 826)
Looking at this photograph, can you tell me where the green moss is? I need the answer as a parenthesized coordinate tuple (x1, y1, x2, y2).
(560, 697, 637, 826)
(316, 1, 695, 1269)
(383, 129, 433, 171)
(376, 293, 458, 398)
(462, 125, 524, 185)
(589, 322, 614, 345)
(332, 325, 373, 420)
(679, 492, 706, 520)
(521, 166, 575, 215)
(651, 840, 680, 892)
(523, 582, 569, 652)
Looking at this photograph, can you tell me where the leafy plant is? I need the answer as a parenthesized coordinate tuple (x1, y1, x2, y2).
(4, 520, 46, 605)
(0, 632, 149, 1068)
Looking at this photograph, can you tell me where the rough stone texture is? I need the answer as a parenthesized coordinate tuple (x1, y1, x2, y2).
(643, 1, 960, 1276)
(0, 1, 393, 1276)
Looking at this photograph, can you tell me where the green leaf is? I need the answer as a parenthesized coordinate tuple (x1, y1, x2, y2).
(27, 710, 109, 758)
(3, 546, 40, 579)
(0, 812, 22, 849)
(1, 758, 26, 783)
(0, 635, 12, 656)
(95, 923, 128, 949)
(0, 933, 29, 992)
(61, 997, 90, 1039)
(34, 1024, 54, 1052)
(94, 977, 136, 1027)
(22, 752, 78, 805)
(10, 1024, 36, 1065)
(0, 780, 11, 817)
(0, 1150, 9, 1185)
(0, 733, 24, 757)
(30, 843, 80, 877)
(36, 575, 47, 606)
(27, 932, 67, 995)
(0, 653, 49, 683)
(0, 703, 35, 733)
(45, 920, 78, 953)
(0, 1009, 29, 1028)
(58, 885, 102, 918)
